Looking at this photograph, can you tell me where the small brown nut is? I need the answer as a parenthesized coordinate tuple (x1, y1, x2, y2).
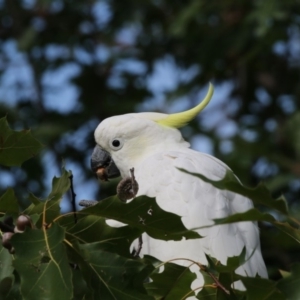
(96, 167, 108, 181)
(15, 215, 32, 233)
(2, 232, 14, 253)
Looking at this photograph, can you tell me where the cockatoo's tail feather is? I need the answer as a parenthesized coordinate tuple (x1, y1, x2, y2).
(156, 83, 214, 128)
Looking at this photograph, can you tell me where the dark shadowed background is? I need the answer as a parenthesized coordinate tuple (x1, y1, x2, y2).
(0, 0, 299, 281)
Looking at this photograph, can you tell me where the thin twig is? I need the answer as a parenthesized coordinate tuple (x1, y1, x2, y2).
(69, 174, 77, 224)
(202, 266, 230, 295)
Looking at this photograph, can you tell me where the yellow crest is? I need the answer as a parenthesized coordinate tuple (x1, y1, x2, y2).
(156, 83, 214, 128)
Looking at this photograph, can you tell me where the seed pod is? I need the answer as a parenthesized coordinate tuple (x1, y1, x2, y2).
(117, 168, 139, 202)
(15, 215, 32, 233)
(2, 232, 15, 253)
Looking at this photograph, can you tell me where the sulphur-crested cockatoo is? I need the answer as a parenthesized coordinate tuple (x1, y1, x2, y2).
(91, 84, 267, 295)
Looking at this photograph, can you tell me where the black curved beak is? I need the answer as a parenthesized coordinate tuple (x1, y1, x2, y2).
(91, 145, 121, 181)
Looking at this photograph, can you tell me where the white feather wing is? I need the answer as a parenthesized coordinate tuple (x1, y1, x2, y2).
(134, 149, 268, 279)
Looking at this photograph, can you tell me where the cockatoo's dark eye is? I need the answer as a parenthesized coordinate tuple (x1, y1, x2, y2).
(110, 138, 123, 150)
(112, 140, 120, 147)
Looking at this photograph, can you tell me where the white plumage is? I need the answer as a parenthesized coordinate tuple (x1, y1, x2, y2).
(93, 86, 267, 297)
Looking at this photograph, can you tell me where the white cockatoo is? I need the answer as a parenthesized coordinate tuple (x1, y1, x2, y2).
(91, 84, 268, 296)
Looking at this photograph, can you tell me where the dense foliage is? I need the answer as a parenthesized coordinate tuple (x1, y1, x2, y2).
(0, 118, 300, 300)
(0, 0, 300, 298)
(0, 116, 299, 299)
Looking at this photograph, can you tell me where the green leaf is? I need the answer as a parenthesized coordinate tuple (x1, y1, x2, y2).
(78, 242, 154, 300)
(72, 268, 89, 300)
(0, 270, 22, 300)
(64, 243, 94, 298)
(12, 224, 73, 300)
(0, 188, 19, 214)
(213, 208, 276, 225)
(278, 270, 290, 278)
(0, 244, 14, 282)
(43, 167, 72, 224)
(0, 277, 14, 300)
(65, 215, 140, 257)
(24, 168, 71, 225)
(211, 209, 300, 244)
(0, 243, 15, 299)
(0, 117, 43, 167)
(179, 169, 288, 214)
(79, 195, 200, 241)
(265, 173, 295, 192)
(277, 263, 300, 300)
(28, 192, 43, 206)
(196, 251, 245, 300)
(238, 276, 285, 300)
(271, 222, 300, 244)
(47, 167, 72, 203)
(204, 250, 247, 299)
(206, 248, 247, 275)
(196, 271, 217, 300)
(145, 256, 197, 300)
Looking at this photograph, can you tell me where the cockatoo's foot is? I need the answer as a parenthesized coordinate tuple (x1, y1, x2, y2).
(117, 168, 139, 202)
(79, 200, 98, 207)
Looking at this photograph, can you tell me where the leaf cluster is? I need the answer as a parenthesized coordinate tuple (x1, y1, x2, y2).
(0, 7, 299, 291)
(1, 113, 300, 299)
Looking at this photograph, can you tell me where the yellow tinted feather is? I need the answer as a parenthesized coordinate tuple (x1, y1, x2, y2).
(156, 83, 214, 128)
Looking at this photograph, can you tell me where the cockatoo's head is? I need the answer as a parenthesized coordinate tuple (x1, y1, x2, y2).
(91, 84, 214, 179)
